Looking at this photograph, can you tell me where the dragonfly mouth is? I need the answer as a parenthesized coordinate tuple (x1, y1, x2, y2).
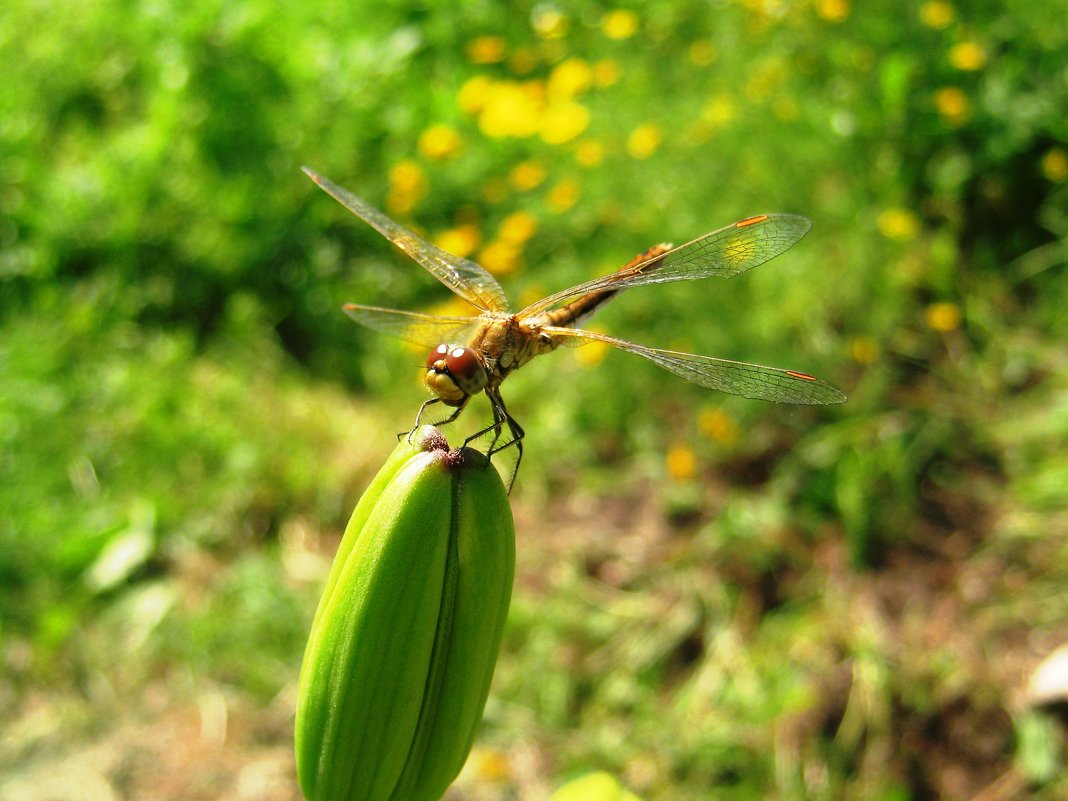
(425, 368, 468, 404)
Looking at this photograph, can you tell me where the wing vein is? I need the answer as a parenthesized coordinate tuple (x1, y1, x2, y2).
(304, 167, 510, 312)
(542, 326, 846, 405)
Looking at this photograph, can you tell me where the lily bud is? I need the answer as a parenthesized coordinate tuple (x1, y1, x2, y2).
(295, 426, 515, 801)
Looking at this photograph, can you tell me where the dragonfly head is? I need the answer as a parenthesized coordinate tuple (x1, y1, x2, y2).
(425, 344, 489, 405)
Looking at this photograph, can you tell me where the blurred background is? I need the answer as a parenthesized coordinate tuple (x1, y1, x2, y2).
(2, 0, 1066, 799)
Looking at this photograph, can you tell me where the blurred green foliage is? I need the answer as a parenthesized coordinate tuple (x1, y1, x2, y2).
(2, 0, 1067, 799)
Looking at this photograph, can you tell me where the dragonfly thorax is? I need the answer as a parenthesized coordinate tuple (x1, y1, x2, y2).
(425, 344, 489, 405)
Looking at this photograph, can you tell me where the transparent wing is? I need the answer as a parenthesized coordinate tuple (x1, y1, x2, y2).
(304, 167, 510, 312)
(518, 213, 811, 318)
(542, 326, 846, 405)
(343, 304, 481, 350)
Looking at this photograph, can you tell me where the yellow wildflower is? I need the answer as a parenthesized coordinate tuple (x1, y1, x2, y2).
(816, 0, 850, 22)
(574, 139, 606, 168)
(547, 178, 580, 212)
(467, 747, 512, 783)
(539, 100, 590, 145)
(386, 159, 427, 216)
(925, 302, 962, 332)
(548, 58, 593, 100)
(602, 9, 639, 40)
(509, 160, 547, 191)
(389, 159, 425, 195)
(1041, 147, 1068, 183)
(458, 75, 493, 114)
(666, 444, 698, 481)
(698, 408, 739, 446)
(518, 285, 546, 309)
(466, 36, 506, 64)
(702, 95, 736, 128)
(532, 7, 569, 39)
(478, 80, 542, 138)
(478, 239, 523, 276)
(427, 296, 478, 322)
(934, 86, 970, 127)
(949, 41, 986, 71)
(920, 1, 954, 29)
(849, 336, 880, 365)
(498, 211, 538, 245)
(876, 208, 920, 241)
(417, 124, 462, 160)
(574, 337, 608, 367)
(626, 123, 662, 159)
(434, 224, 481, 259)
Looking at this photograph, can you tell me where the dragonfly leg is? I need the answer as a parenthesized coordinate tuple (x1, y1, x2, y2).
(413, 398, 441, 428)
(403, 397, 469, 441)
(462, 387, 524, 492)
(462, 407, 505, 450)
(494, 413, 524, 494)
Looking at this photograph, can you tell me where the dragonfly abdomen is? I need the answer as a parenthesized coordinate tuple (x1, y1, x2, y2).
(547, 242, 673, 328)
(546, 288, 618, 327)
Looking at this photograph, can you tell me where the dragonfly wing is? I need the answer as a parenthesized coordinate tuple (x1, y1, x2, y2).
(344, 304, 481, 350)
(543, 326, 846, 405)
(518, 214, 811, 318)
(304, 167, 510, 313)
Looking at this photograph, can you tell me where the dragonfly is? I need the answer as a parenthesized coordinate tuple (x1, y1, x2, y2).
(304, 167, 845, 485)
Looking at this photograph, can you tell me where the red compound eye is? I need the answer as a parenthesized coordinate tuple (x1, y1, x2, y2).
(426, 344, 450, 369)
(444, 347, 480, 381)
(425, 344, 487, 397)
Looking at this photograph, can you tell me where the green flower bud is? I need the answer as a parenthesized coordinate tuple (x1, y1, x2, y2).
(295, 426, 515, 801)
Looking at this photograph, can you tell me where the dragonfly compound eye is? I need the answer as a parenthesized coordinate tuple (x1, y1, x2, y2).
(444, 347, 488, 394)
(426, 344, 451, 370)
(425, 344, 488, 402)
